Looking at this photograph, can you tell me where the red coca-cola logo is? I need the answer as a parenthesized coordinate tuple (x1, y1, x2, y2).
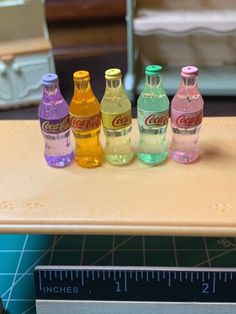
(175, 112, 202, 127)
(41, 116, 70, 134)
(145, 113, 169, 127)
(112, 114, 132, 128)
(70, 114, 101, 131)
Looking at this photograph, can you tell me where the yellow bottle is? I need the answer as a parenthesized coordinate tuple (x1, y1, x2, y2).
(69, 70, 104, 168)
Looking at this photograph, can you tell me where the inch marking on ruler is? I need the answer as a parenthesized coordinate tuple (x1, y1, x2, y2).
(81, 271, 84, 286)
(225, 272, 228, 283)
(213, 272, 216, 294)
(102, 270, 105, 281)
(124, 272, 127, 292)
(129, 271, 132, 279)
(39, 271, 42, 291)
(140, 271, 143, 279)
(168, 272, 171, 287)
(202, 272, 205, 282)
(151, 271, 154, 280)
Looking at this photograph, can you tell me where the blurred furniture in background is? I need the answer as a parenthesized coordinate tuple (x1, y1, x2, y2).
(42, 0, 127, 102)
(124, 0, 236, 99)
(0, 0, 55, 109)
(45, 0, 126, 60)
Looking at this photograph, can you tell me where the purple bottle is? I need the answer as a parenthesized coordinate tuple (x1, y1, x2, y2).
(38, 73, 74, 167)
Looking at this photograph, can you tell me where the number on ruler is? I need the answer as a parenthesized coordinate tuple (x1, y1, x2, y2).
(202, 282, 209, 294)
(115, 281, 122, 292)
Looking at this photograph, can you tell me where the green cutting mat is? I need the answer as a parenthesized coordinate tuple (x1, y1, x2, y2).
(1, 235, 236, 314)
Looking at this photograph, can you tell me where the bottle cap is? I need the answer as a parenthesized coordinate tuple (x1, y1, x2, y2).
(145, 65, 162, 75)
(181, 66, 198, 78)
(73, 70, 90, 80)
(105, 68, 121, 79)
(42, 73, 58, 85)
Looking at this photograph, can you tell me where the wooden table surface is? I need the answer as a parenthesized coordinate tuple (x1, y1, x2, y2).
(0, 118, 235, 236)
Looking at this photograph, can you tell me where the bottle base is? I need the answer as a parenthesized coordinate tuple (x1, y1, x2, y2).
(45, 152, 74, 168)
(170, 150, 199, 164)
(77, 157, 103, 168)
(105, 153, 134, 166)
(137, 152, 168, 165)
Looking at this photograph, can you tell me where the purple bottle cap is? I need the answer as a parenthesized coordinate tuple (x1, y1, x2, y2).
(42, 73, 58, 85)
(181, 66, 198, 78)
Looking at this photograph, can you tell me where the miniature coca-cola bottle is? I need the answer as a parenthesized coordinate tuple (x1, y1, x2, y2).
(170, 66, 204, 163)
(38, 73, 73, 167)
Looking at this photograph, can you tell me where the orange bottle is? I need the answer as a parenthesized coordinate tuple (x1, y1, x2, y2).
(69, 70, 104, 167)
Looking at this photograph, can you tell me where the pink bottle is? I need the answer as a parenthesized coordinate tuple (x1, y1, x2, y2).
(170, 66, 204, 163)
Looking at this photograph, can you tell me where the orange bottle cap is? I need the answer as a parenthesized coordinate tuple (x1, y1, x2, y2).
(73, 70, 90, 80)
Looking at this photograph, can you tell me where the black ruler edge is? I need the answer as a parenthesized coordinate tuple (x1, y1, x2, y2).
(34, 265, 236, 271)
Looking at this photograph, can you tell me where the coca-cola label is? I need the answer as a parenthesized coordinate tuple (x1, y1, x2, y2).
(70, 113, 101, 131)
(102, 110, 132, 130)
(138, 109, 169, 128)
(39, 115, 70, 134)
(171, 108, 203, 128)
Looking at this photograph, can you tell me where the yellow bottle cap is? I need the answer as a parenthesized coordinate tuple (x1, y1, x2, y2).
(105, 68, 121, 79)
(73, 70, 90, 80)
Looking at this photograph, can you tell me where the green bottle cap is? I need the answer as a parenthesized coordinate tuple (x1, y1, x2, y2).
(105, 68, 122, 79)
(145, 65, 162, 76)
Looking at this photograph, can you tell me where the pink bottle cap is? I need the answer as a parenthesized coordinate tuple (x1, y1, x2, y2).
(181, 66, 198, 78)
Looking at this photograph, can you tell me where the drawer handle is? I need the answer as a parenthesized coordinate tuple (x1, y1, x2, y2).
(0, 64, 7, 75)
(12, 64, 21, 73)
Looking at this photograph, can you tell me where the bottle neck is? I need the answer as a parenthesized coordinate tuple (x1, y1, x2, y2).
(43, 82, 61, 98)
(181, 76, 198, 88)
(105, 78, 123, 96)
(73, 79, 94, 99)
(144, 74, 163, 91)
(148, 73, 161, 85)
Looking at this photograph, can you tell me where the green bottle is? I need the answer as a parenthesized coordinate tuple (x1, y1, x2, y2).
(137, 65, 169, 165)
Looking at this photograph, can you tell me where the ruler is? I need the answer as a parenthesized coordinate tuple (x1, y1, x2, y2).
(34, 266, 236, 314)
